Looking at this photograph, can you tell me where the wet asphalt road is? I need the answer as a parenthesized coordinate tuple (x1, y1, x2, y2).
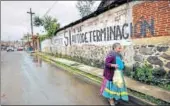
(1, 51, 109, 105)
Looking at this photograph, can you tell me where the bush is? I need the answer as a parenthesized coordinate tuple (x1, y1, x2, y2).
(134, 62, 153, 84)
(124, 62, 170, 90)
(124, 66, 135, 78)
(167, 72, 170, 79)
(153, 68, 166, 78)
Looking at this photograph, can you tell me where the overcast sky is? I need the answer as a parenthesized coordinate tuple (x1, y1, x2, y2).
(1, 1, 101, 41)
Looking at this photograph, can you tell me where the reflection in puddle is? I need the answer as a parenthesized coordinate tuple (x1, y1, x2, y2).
(32, 55, 42, 67)
(2, 52, 109, 105)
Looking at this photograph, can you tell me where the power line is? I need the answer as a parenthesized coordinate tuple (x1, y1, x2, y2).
(43, 1, 58, 17)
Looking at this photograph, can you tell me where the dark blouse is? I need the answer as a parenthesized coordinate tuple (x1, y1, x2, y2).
(103, 50, 124, 81)
(103, 52, 116, 81)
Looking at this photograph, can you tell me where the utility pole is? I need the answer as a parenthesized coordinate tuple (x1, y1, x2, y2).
(27, 8, 35, 50)
(27, 32, 29, 42)
(27, 8, 35, 37)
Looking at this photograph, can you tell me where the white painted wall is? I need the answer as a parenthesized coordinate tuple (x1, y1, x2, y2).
(41, 39, 51, 53)
(51, 2, 140, 47)
(40, 1, 142, 66)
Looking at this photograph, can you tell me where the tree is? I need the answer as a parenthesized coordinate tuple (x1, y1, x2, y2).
(39, 34, 47, 42)
(33, 16, 43, 26)
(76, 0, 95, 17)
(33, 15, 60, 41)
(43, 16, 60, 39)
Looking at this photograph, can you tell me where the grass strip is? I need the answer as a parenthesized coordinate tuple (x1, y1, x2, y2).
(35, 52, 170, 105)
(127, 89, 170, 105)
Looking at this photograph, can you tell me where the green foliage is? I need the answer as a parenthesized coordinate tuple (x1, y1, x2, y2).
(33, 16, 43, 26)
(167, 71, 170, 79)
(43, 16, 60, 37)
(39, 34, 48, 42)
(124, 62, 170, 91)
(76, 0, 95, 17)
(153, 68, 166, 78)
(128, 89, 170, 105)
(33, 15, 60, 39)
(134, 62, 153, 84)
(124, 66, 135, 78)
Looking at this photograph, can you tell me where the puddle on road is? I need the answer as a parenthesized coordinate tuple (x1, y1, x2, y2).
(2, 52, 108, 105)
(31, 55, 42, 67)
(27, 54, 109, 105)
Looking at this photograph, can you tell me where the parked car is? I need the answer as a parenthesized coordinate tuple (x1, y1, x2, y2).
(17, 47, 24, 51)
(1, 46, 6, 51)
(6, 47, 14, 52)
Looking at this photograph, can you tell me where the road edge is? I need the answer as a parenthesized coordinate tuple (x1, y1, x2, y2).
(33, 52, 157, 105)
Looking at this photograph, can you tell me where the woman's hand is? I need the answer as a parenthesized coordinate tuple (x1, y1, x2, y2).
(111, 64, 119, 68)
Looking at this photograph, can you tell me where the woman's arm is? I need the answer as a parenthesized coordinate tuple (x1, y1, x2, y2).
(105, 56, 118, 68)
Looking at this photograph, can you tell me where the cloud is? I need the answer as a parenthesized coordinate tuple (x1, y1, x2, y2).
(1, 1, 101, 41)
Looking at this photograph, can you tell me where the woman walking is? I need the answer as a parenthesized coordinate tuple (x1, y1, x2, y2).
(100, 43, 129, 105)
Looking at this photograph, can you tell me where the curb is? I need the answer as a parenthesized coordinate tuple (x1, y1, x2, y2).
(34, 52, 158, 105)
(37, 53, 170, 103)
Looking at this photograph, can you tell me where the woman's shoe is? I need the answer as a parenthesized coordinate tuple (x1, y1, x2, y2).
(108, 99, 116, 106)
(110, 103, 115, 106)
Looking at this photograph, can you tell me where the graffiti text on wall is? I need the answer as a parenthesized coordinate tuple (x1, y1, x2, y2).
(61, 18, 154, 46)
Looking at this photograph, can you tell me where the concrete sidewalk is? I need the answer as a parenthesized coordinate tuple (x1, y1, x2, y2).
(37, 52, 170, 103)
